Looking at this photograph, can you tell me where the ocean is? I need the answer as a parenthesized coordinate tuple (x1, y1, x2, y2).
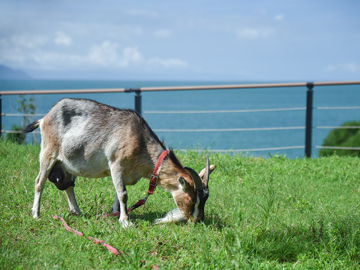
(1, 79, 360, 159)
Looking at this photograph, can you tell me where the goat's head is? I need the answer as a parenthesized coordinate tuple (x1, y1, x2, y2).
(174, 156, 215, 223)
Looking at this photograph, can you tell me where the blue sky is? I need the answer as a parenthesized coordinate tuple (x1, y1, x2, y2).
(0, 0, 359, 81)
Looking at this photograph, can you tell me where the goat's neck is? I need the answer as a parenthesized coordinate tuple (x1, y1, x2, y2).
(157, 159, 182, 193)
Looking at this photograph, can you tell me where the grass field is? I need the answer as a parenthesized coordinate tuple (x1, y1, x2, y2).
(1, 139, 360, 269)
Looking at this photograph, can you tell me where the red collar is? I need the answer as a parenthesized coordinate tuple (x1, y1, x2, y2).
(148, 150, 170, 194)
(128, 149, 170, 212)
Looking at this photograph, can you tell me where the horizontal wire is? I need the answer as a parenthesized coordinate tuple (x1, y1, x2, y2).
(2, 106, 359, 117)
(315, 146, 360, 150)
(316, 126, 360, 129)
(5, 126, 358, 134)
(178, 146, 305, 152)
(144, 107, 306, 114)
(316, 106, 360, 110)
(2, 127, 305, 133)
(1, 130, 40, 133)
(153, 126, 305, 132)
(1, 113, 46, 117)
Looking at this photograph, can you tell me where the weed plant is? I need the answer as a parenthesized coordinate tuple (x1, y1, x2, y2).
(1, 139, 360, 269)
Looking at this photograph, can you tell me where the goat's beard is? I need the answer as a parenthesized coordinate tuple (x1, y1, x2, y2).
(154, 208, 187, 224)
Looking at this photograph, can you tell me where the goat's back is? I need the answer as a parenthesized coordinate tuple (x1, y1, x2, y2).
(37, 98, 164, 178)
(45, 98, 160, 144)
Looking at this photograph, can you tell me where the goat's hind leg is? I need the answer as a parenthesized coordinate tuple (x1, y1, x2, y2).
(52, 167, 81, 215)
(32, 157, 56, 218)
(64, 184, 82, 215)
(63, 173, 81, 215)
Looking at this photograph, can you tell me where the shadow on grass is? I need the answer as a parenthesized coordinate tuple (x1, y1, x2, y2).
(85, 209, 228, 229)
(204, 212, 229, 229)
(129, 210, 229, 229)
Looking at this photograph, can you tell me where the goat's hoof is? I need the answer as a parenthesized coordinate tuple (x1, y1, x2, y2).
(70, 210, 82, 216)
(31, 209, 40, 219)
(153, 218, 162, 225)
(119, 219, 134, 229)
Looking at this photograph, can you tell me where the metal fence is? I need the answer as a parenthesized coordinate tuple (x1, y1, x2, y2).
(1, 80, 360, 157)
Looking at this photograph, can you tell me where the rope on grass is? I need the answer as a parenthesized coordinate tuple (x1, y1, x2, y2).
(53, 214, 161, 269)
(53, 215, 121, 256)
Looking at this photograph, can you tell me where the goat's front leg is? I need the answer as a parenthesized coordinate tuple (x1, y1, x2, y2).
(64, 185, 82, 215)
(110, 163, 133, 228)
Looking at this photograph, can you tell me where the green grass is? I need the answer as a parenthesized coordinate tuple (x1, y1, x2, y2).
(1, 139, 360, 269)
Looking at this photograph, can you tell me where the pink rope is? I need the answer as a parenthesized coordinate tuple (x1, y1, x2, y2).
(53, 215, 120, 256)
(54, 215, 161, 268)
(88, 236, 121, 256)
(53, 215, 84, 236)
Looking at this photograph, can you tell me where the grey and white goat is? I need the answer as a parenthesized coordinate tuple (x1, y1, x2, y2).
(25, 98, 215, 227)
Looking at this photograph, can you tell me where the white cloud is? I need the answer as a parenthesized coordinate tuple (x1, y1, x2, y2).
(148, 57, 188, 68)
(0, 34, 49, 67)
(119, 47, 143, 67)
(342, 63, 358, 72)
(11, 34, 48, 49)
(117, 25, 144, 36)
(88, 41, 143, 67)
(54, 31, 72, 46)
(236, 27, 274, 39)
(324, 65, 336, 72)
(88, 41, 121, 66)
(154, 29, 173, 38)
(86, 42, 186, 68)
(0, 30, 188, 72)
(125, 9, 158, 18)
(324, 63, 359, 73)
(274, 14, 284, 21)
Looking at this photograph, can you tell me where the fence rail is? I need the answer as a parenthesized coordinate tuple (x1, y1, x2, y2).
(1, 80, 360, 157)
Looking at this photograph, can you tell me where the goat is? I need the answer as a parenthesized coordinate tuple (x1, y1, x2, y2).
(25, 98, 215, 228)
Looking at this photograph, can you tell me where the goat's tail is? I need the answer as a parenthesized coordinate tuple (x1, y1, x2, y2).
(25, 120, 41, 133)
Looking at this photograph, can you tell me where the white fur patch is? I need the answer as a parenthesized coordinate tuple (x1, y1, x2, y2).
(154, 208, 186, 224)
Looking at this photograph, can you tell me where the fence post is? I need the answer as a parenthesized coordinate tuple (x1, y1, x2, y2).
(135, 90, 142, 115)
(305, 82, 314, 158)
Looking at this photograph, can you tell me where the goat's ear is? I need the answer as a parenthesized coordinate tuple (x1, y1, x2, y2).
(199, 164, 216, 180)
(178, 177, 191, 191)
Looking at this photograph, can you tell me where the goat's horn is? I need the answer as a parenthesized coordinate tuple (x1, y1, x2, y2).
(184, 167, 203, 191)
(203, 155, 210, 190)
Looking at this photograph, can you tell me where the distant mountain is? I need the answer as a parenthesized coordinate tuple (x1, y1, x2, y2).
(0, 65, 31, 80)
